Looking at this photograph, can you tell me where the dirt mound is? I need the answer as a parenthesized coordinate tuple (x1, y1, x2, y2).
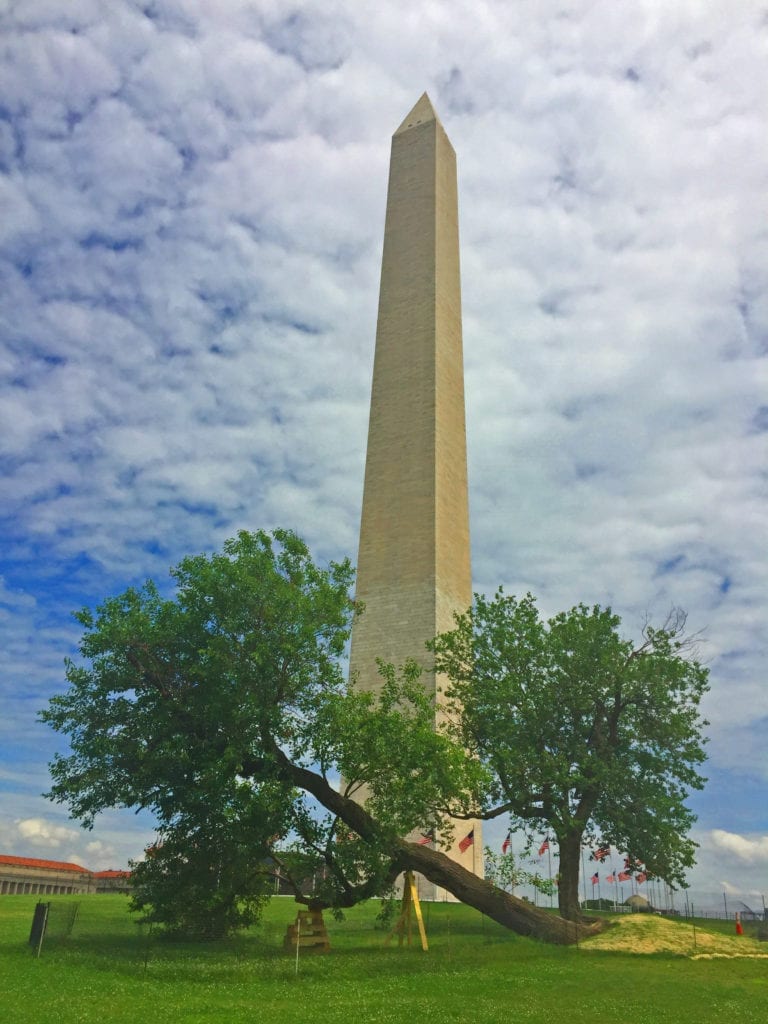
(582, 914, 768, 958)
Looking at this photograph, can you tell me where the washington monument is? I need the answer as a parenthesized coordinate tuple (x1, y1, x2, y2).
(348, 94, 482, 892)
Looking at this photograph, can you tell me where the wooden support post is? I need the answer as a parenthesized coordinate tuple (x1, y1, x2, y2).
(384, 871, 429, 951)
(283, 909, 330, 954)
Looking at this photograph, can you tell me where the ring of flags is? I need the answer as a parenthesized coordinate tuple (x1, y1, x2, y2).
(494, 835, 652, 889)
(416, 827, 652, 893)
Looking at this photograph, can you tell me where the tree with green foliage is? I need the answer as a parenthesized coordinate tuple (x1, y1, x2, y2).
(42, 530, 597, 943)
(483, 847, 555, 899)
(428, 591, 710, 921)
(130, 819, 274, 939)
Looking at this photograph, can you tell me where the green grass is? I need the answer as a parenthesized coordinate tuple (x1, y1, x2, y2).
(1, 895, 766, 1023)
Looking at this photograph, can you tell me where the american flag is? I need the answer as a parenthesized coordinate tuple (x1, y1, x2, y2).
(538, 839, 550, 856)
(591, 872, 599, 885)
(418, 829, 435, 846)
(459, 829, 474, 853)
(502, 831, 511, 855)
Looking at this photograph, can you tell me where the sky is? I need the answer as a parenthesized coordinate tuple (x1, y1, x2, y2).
(0, 0, 766, 909)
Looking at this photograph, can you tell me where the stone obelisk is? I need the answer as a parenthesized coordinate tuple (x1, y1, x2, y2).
(348, 94, 481, 895)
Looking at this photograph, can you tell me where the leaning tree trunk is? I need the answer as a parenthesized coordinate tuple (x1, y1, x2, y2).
(274, 752, 605, 945)
(395, 839, 602, 944)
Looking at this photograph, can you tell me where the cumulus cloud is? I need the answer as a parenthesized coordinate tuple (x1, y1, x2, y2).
(85, 839, 117, 862)
(0, 0, 766, 886)
(710, 829, 768, 865)
(15, 817, 78, 848)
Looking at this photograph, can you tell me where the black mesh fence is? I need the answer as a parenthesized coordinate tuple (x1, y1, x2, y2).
(27, 898, 152, 957)
(45, 900, 81, 939)
(28, 900, 80, 956)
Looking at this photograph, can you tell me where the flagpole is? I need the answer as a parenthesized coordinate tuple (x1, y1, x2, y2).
(581, 847, 588, 907)
(508, 832, 514, 895)
(547, 844, 553, 908)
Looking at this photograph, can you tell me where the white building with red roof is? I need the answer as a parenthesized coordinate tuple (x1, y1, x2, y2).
(0, 855, 130, 895)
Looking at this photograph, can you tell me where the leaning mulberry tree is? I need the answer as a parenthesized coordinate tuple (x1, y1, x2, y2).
(43, 530, 600, 942)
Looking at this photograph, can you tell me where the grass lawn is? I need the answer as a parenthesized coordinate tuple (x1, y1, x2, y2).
(1, 895, 766, 1023)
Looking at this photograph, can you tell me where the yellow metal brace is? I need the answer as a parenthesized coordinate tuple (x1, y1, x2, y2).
(384, 870, 429, 951)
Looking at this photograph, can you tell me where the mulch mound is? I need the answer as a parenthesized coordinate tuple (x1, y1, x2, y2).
(582, 914, 768, 959)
